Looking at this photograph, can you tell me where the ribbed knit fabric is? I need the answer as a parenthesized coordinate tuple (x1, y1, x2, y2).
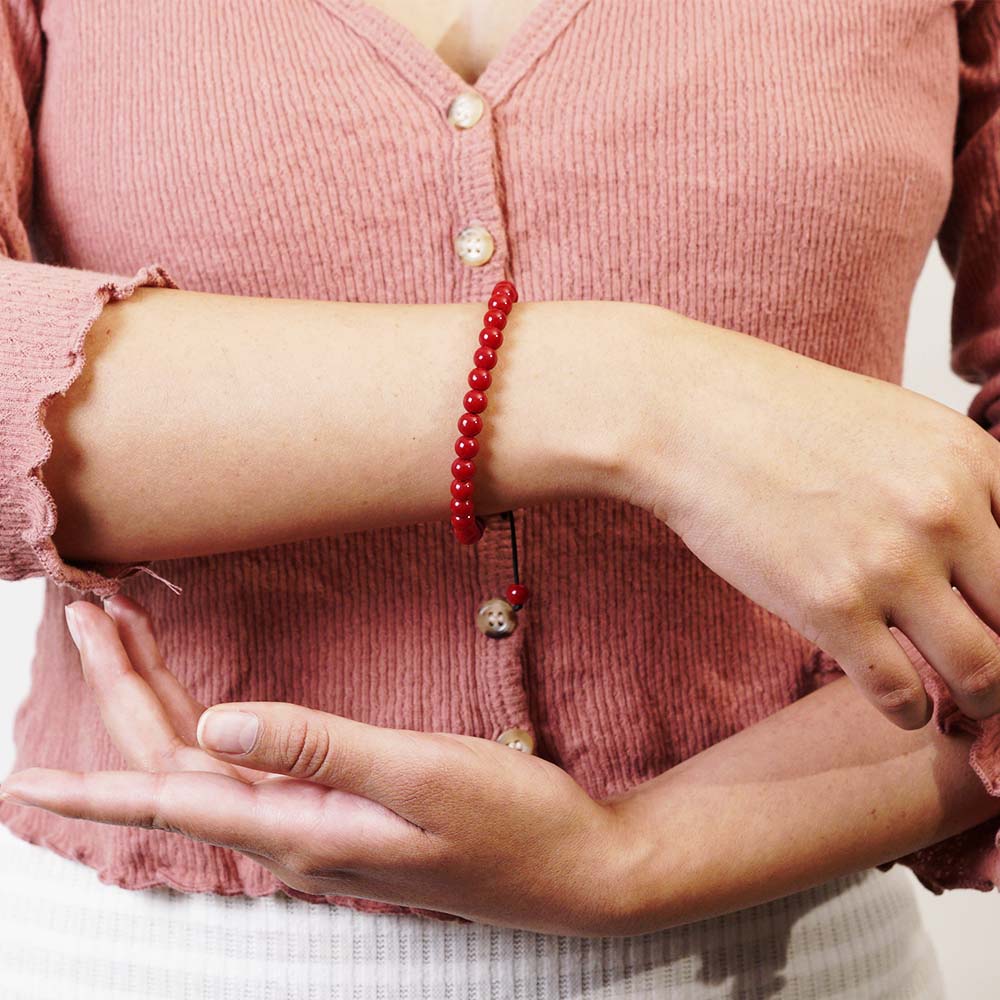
(1, 0, 999, 919)
(0, 820, 946, 999)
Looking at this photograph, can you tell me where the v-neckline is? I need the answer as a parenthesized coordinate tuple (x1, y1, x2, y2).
(326, 0, 593, 109)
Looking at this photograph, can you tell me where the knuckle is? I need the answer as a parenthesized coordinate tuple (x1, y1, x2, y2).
(803, 572, 870, 637)
(277, 719, 333, 781)
(147, 773, 177, 833)
(950, 413, 991, 461)
(905, 479, 967, 539)
(954, 659, 1000, 706)
(856, 543, 917, 591)
(869, 677, 925, 719)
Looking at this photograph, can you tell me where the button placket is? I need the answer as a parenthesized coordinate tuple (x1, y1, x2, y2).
(472, 513, 535, 753)
(444, 89, 508, 297)
(440, 79, 529, 745)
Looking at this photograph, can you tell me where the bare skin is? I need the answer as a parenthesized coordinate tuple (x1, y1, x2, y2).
(364, 0, 543, 84)
(0, 595, 996, 936)
(44, 291, 640, 564)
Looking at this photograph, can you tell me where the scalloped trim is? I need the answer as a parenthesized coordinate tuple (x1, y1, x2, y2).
(20, 264, 184, 599)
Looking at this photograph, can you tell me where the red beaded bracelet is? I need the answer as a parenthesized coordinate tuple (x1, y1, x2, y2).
(449, 280, 530, 633)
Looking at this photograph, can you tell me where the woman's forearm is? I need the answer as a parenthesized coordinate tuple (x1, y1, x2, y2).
(43, 289, 661, 565)
(611, 674, 1000, 932)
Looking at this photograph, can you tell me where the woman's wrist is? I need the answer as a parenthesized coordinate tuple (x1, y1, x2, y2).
(469, 298, 667, 514)
(564, 300, 709, 522)
(598, 671, 1000, 937)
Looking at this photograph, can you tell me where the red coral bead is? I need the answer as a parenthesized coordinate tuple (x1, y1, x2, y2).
(451, 497, 474, 515)
(452, 457, 475, 480)
(451, 512, 475, 534)
(479, 328, 503, 349)
(458, 412, 482, 436)
(483, 309, 507, 330)
(474, 347, 497, 370)
(457, 515, 486, 543)
(494, 280, 518, 303)
(451, 478, 474, 499)
(464, 390, 487, 413)
(455, 435, 479, 459)
(468, 367, 492, 391)
(505, 582, 530, 605)
(488, 293, 512, 313)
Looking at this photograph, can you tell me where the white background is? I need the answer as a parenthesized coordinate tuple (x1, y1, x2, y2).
(1, 245, 997, 995)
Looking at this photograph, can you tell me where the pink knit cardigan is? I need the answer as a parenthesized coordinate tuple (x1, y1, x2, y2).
(2, 0, 1000, 921)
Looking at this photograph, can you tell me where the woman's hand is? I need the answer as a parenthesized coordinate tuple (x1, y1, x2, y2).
(0, 595, 638, 937)
(625, 308, 1000, 730)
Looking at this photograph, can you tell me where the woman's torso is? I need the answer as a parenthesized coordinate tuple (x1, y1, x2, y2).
(2, 0, 962, 915)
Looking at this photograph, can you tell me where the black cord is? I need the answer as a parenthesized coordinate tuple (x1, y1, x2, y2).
(504, 509, 524, 610)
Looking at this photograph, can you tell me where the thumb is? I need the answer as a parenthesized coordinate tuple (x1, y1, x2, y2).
(196, 702, 449, 819)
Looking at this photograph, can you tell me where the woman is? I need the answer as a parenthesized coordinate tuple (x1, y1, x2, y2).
(0, 0, 998, 995)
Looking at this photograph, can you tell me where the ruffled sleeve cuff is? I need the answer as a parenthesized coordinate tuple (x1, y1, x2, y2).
(0, 257, 184, 598)
(879, 629, 1000, 892)
(809, 625, 1000, 892)
(873, 633, 1000, 892)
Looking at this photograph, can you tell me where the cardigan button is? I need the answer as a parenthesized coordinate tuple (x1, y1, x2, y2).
(497, 727, 535, 755)
(446, 92, 485, 129)
(475, 596, 517, 638)
(455, 225, 495, 266)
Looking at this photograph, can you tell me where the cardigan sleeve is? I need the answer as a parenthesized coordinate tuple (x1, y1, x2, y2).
(0, 0, 182, 598)
(943, 0, 1000, 436)
(868, 0, 1000, 894)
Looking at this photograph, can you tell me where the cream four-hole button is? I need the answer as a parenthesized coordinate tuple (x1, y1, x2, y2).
(454, 225, 495, 266)
(497, 727, 535, 755)
(447, 91, 485, 129)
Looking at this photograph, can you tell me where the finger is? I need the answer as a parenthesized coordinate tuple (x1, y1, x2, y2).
(1, 767, 263, 848)
(101, 594, 207, 744)
(949, 525, 1000, 658)
(890, 579, 1000, 720)
(818, 619, 932, 730)
(195, 702, 467, 826)
(0, 768, 330, 889)
(67, 602, 192, 770)
(0, 767, 417, 873)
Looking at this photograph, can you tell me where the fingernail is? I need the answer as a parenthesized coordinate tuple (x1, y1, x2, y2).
(64, 605, 83, 648)
(198, 710, 259, 755)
